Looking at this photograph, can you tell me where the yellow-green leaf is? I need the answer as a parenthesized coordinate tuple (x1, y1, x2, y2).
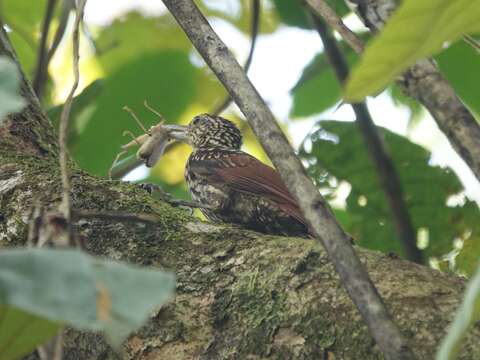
(344, 0, 480, 101)
(436, 262, 480, 360)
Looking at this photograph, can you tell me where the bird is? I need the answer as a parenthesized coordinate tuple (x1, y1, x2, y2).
(164, 114, 312, 237)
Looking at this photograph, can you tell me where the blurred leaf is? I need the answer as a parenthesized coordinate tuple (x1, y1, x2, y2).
(344, 0, 480, 101)
(436, 263, 480, 360)
(195, 67, 227, 109)
(47, 79, 103, 143)
(436, 40, 480, 118)
(0, 306, 61, 360)
(456, 227, 480, 277)
(0, 248, 175, 349)
(0, 0, 46, 35)
(273, 0, 349, 29)
(200, 0, 279, 35)
(95, 12, 192, 73)
(0, 0, 50, 77)
(291, 48, 358, 117)
(72, 51, 196, 176)
(0, 57, 25, 123)
(7, 32, 36, 77)
(301, 121, 480, 257)
(386, 84, 423, 121)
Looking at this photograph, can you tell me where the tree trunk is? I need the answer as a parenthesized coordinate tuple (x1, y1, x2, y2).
(0, 117, 479, 360)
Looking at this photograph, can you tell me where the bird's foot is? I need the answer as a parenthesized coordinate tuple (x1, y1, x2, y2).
(139, 183, 171, 200)
(138, 183, 214, 214)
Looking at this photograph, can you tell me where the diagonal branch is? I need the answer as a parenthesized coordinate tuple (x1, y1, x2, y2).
(305, 0, 480, 183)
(160, 1, 415, 359)
(306, 0, 364, 53)
(307, 13, 423, 264)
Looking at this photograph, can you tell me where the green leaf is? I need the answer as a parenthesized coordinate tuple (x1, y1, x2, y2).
(291, 48, 358, 117)
(273, 0, 349, 29)
(95, 12, 192, 73)
(0, 306, 61, 360)
(47, 79, 104, 145)
(0, 57, 25, 123)
(0, 248, 175, 349)
(456, 233, 480, 277)
(301, 121, 480, 258)
(0, 0, 47, 76)
(436, 40, 480, 118)
(0, 0, 46, 36)
(344, 0, 480, 101)
(72, 51, 197, 176)
(436, 262, 480, 360)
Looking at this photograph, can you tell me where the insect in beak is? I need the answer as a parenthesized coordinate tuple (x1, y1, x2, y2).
(162, 124, 189, 143)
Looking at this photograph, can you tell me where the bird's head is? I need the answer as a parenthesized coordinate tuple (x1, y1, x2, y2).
(166, 114, 242, 150)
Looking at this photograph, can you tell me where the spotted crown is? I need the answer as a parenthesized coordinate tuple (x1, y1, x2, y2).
(188, 114, 242, 150)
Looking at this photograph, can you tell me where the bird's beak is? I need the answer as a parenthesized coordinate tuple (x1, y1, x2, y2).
(163, 124, 189, 143)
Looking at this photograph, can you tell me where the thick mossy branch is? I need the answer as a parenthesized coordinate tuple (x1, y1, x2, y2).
(1, 152, 480, 359)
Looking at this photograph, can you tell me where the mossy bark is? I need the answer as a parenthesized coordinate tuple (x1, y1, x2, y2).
(1, 130, 480, 359)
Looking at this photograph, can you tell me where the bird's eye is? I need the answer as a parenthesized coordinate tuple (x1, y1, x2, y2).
(192, 117, 202, 125)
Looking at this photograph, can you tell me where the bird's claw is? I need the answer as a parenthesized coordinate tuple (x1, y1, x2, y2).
(138, 183, 171, 200)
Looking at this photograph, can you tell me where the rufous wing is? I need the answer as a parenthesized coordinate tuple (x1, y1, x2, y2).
(190, 151, 311, 232)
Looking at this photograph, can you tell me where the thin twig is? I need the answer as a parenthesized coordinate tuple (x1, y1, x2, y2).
(212, 0, 260, 115)
(307, 13, 423, 264)
(305, 0, 364, 54)
(463, 34, 480, 53)
(58, 0, 87, 246)
(32, 0, 58, 99)
(72, 210, 160, 224)
(160, 1, 415, 359)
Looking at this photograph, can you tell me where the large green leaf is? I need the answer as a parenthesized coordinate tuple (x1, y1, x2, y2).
(47, 79, 103, 144)
(0, 57, 25, 123)
(0, 0, 46, 36)
(436, 263, 480, 360)
(0, 306, 61, 360)
(344, 0, 480, 101)
(95, 12, 192, 73)
(436, 40, 480, 118)
(0, 248, 175, 355)
(301, 121, 480, 258)
(72, 51, 196, 176)
(291, 48, 358, 117)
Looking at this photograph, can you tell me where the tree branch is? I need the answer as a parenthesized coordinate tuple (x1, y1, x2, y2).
(305, 0, 364, 54)
(308, 0, 480, 182)
(32, 0, 57, 100)
(307, 13, 423, 264)
(160, 1, 414, 359)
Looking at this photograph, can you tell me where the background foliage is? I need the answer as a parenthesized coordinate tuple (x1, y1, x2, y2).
(1, 0, 480, 357)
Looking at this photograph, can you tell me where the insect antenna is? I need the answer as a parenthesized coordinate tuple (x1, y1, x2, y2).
(123, 106, 150, 134)
(144, 100, 164, 120)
